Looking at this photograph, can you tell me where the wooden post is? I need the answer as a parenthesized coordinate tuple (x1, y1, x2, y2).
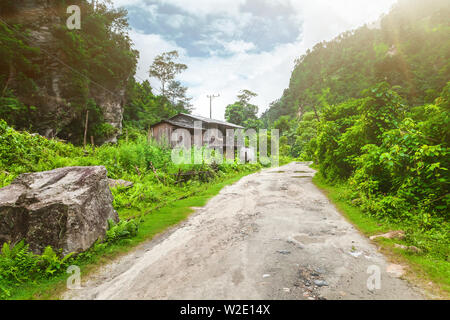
(83, 110, 89, 149)
(2, 64, 14, 97)
(147, 127, 152, 143)
(90, 135, 95, 151)
(312, 105, 320, 122)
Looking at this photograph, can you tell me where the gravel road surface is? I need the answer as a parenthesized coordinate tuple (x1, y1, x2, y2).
(63, 162, 424, 300)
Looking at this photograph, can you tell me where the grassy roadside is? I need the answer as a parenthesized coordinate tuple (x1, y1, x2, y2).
(7, 169, 258, 300)
(312, 172, 449, 299)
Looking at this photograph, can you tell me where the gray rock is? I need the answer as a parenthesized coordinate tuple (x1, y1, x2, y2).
(0, 166, 119, 255)
(394, 243, 422, 253)
(369, 230, 405, 241)
(313, 280, 329, 287)
(407, 245, 422, 253)
(108, 179, 134, 189)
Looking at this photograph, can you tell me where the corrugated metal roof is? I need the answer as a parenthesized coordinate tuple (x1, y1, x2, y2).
(161, 119, 198, 130)
(152, 113, 244, 130)
(174, 113, 244, 129)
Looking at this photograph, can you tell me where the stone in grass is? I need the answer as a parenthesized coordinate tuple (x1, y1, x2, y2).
(394, 243, 422, 253)
(0, 166, 119, 255)
(108, 178, 134, 189)
(369, 230, 406, 241)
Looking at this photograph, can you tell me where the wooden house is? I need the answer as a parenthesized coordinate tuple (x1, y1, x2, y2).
(151, 113, 245, 160)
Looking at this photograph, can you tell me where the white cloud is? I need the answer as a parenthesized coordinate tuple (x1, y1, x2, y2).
(221, 40, 256, 54)
(114, 0, 397, 120)
(159, 0, 246, 17)
(164, 14, 193, 29)
(176, 41, 303, 120)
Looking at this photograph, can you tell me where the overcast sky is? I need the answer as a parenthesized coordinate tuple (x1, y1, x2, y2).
(112, 0, 397, 120)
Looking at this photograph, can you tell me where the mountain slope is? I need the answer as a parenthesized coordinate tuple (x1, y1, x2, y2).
(262, 0, 450, 124)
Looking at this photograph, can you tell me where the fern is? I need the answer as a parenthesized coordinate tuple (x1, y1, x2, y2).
(105, 219, 139, 243)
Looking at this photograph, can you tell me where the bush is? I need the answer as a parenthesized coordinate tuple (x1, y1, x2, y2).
(0, 241, 74, 299)
(105, 219, 139, 243)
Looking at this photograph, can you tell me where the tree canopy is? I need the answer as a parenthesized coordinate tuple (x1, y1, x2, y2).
(148, 50, 187, 97)
(225, 90, 262, 129)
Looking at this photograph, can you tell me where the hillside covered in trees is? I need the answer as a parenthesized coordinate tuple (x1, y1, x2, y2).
(263, 0, 449, 125)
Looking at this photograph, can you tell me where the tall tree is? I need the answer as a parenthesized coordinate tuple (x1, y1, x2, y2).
(148, 50, 187, 96)
(225, 90, 260, 128)
(166, 80, 192, 111)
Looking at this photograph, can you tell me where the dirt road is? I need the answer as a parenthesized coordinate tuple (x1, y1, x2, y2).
(63, 162, 424, 300)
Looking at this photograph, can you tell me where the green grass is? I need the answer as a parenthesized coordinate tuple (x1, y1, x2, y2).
(312, 173, 450, 299)
(6, 170, 256, 300)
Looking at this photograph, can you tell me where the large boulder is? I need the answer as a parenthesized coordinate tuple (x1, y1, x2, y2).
(0, 166, 119, 255)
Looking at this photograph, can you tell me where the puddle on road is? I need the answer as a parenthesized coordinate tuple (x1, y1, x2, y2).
(270, 171, 285, 173)
(292, 176, 311, 179)
(294, 171, 309, 173)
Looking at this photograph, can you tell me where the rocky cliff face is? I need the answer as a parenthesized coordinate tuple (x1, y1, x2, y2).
(2, 0, 126, 144)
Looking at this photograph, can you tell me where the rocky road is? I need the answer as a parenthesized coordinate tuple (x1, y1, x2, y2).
(63, 162, 424, 300)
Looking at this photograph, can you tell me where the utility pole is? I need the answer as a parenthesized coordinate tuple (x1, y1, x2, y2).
(207, 94, 220, 119)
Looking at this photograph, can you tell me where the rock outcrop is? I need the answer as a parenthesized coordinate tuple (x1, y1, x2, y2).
(0, 166, 119, 255)
(1, 0, 127, 144)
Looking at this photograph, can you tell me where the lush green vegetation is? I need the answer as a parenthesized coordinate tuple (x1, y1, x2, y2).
(288, 82, 450, 295)
(0, 120, 263, 299)
(225, 90, 263, 129)
(124, 50, 193, 131)
(123, 78, 191, 131)
(262, 0, 449, 293)
(307, 83, 449, 285)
